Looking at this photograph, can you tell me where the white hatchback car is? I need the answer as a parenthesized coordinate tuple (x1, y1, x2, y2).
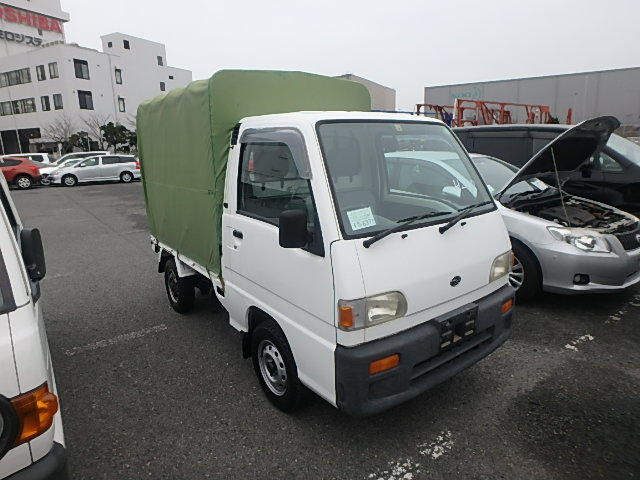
(0, 174, 68, 478)
(47, 154, 140, 187)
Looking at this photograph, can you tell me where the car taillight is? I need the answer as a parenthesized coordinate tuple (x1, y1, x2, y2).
(30, 166, 39, 172)
(135, 161, 140, 170)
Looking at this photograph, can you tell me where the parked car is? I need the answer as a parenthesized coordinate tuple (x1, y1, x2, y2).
(55, 151, 108, 163)
(467, 117, 640, 300)
(0, 173, 68, 478)
(454, 123, 640, 213)
(0, 156, 41, 189)
(1, 153, 54, 164)
(47, 154, 140, 187)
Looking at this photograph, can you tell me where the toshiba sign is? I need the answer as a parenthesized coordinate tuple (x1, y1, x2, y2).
(0, 5, 63, 33)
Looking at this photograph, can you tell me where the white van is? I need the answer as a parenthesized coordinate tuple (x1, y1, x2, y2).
(0, 175, 68, 478)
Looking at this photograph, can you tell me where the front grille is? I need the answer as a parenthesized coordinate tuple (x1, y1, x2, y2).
(615, 224, 640, 251)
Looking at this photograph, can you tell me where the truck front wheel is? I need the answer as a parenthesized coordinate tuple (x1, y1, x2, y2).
(252, 321, 305, 412)
(164, 259, 195, 313)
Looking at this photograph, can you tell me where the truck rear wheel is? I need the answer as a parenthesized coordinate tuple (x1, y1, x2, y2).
(164, 259, 195, 313)
(252, 321, 305, 412)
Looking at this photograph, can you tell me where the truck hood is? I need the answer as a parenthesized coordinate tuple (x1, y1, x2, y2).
(347, 209, 510, 342)
(498, 116, 620, 197)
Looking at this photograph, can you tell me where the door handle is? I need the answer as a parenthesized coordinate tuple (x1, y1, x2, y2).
(232, 230, 243, 239)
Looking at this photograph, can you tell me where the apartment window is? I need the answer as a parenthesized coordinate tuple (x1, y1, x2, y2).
(107, 41, 113, 48)
(160, 82, 166, 92)
(41, 96, 50, 111)
(36, 65, 46, 81)
(0, 97, 36, 116)
(118, 97, 126, 112)
(169, 75, 174, 80)
(78, 90, 93, 110)
(157, 56, 164, 66)
(48, 62, 59, 79)
(123, 39, 130, 50)
(74, 59, 90, 80)
(115, 68, 122, 84)
(0, 68, 31, 88)
(53, 93, 63, 110)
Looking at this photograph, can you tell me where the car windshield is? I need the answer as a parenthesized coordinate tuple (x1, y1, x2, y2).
(607, 134, 640, 165)
(60, 159, 81, 168)
(317, 121, 494, 239)
(471, 155, 550, 198)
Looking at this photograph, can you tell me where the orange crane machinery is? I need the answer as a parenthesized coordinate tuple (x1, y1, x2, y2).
(416, 100, 573, 127)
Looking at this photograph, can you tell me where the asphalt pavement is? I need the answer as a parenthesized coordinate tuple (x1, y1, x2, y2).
(11, 183, 640, 480)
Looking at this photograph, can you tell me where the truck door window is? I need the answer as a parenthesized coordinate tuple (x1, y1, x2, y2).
(238, 140, 323, 255)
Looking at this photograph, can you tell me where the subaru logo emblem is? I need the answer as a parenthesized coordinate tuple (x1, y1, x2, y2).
(450, 276, 461, 287)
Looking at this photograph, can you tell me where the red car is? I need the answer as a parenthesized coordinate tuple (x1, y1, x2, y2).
(0, 156, 41, 189)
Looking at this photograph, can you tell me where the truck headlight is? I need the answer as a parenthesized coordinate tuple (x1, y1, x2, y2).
(547, 227, 611, 253)
(338, 292, 407, 331)
(490, 251, 511, 282)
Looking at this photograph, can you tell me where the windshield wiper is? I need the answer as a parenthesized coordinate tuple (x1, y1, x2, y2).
(438, 201, 493, 234)
(363, 211, 449, 248)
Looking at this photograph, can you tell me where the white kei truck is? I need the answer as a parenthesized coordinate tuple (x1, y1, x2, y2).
(0, 175, 67, 478)
(137, 70, 515, 416)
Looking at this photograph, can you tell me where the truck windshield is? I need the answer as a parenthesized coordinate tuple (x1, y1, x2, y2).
(317, 121, 494, 239)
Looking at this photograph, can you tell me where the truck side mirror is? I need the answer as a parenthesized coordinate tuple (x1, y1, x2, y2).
(20, 228, 46, 281)
(279, 209, 308, 248)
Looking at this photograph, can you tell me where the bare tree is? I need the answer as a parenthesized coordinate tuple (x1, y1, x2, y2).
(82, 113, 111, 149)
(42, 114, 76, 153)
(121, 113, 137, 131)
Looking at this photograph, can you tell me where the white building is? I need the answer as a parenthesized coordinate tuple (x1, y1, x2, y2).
(0, 0, 191, 155)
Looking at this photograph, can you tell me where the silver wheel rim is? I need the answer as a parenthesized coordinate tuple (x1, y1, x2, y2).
(509, 255, 524, 290)
(17, 177, 30, 188)
(41, 178, 50, 186)
(122, 173, 132, 182)
(258, 339, 287, 396)
(167, 270, 179, 303)
(64, 176, 75, 186)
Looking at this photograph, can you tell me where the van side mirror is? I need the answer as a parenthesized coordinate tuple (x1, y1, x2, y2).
(20, 228, 46, 281)
(279, 209, 308, 248)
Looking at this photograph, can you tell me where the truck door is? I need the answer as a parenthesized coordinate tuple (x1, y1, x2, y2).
(222, 128, 336, 399)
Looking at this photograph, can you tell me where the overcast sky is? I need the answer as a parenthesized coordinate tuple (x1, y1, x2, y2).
(60, 0, 640, 111)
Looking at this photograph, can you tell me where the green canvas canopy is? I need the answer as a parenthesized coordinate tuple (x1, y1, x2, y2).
(137, 70, 371, 275)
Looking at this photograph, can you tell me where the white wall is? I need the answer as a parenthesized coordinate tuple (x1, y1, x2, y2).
(101, 33, 192, 123)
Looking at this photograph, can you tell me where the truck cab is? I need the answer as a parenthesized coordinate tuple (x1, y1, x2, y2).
(0, 175, 67, 478)
(220, 112, 514, 415)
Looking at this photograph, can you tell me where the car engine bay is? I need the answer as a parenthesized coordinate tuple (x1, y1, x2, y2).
(505, 190, 638, 234)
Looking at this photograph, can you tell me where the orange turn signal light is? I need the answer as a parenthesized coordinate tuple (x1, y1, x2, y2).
(501, 299, 514, 314)
(339, 306, 354, 329)
(369, 354, 400, 375)
(11, 383, 59, 446)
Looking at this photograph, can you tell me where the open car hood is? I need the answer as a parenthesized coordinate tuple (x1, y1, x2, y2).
(498, 116, 620, 196)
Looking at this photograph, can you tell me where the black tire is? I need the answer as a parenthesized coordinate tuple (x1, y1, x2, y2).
(15, 175, 32, 189)
(120, 171, 133, 183)
(510, 240, 542, 302)
(251, 321, 305, 412)
(164, 259, 195, 313)
(62, 175, 77, 187)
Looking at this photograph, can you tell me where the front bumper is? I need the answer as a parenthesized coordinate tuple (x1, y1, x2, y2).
(534, 240, 640, 294)
(6, 442, 68, 480)
(334, 284, 514, 416)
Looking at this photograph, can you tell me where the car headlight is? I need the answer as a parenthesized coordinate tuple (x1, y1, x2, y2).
(490, 251, 512, 282)
(547, 226, 611, 253)
(338, 292, 407, 331)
